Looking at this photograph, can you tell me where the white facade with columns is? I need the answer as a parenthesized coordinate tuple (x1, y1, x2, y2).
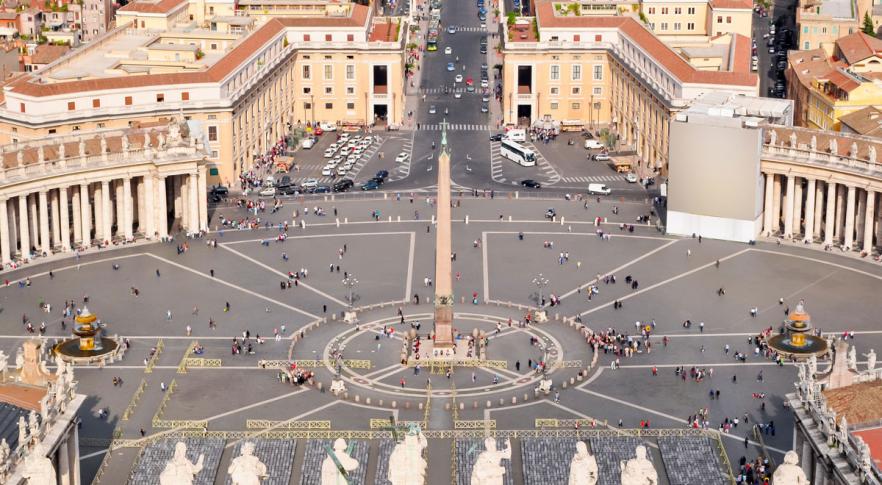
(0, 117, 209, 266)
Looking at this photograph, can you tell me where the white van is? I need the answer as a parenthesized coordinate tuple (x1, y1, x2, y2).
(319, 122, 338, 132)
(504, 128, 526, 142)
(301, 138, 316, 149)
(587, 183, 611, 195)
(585, 139, 604, 149)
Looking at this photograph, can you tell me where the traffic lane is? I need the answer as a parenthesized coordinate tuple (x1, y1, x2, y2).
(449, 130, 493, 186)
(355, 135, 412, 183)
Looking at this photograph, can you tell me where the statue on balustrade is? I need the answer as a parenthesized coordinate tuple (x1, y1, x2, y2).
(99, 135, 107, 155)
(36, 146, 44, 163)
(851, 142, 859, 158)
(810, 135, 817, 152)
(21, 441, 56, 485)
(619, 445, 657, 485)
(121, 134, 129, 153)
(78, 139, 85, 157)
(471, 438, 512, 485)
(772, 450, 808, 485)
(320, 438, 359, 485)
(790, 132, 797, 148)
(16, 149, 23, 166)
(388, 424, 428, 485)
(567, 441, 598, 485)
(848, 345, 857, 370)
(159, 441, 204, 485)
(769, 129, 777, 146)
(829, 138, 838, 156)
(865, 349, 877, 371)
(58, 142, 64, 160)
(227, 442, 267, 485)
(838, 415, 849, 445)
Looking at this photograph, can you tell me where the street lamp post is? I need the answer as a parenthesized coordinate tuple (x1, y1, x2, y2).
(532, 273, 549, 307)
(343, 275, 359, 309)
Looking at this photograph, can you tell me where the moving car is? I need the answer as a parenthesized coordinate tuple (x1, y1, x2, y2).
(625, 172, 639, 183)
(429, 105, 437, 114)
(489, 133, 504, 141)
(587, 183, 611, 195)
(445, 46, 452, 55)
(395, 152, 409, 163)
(301, 138, 316, 149)
(319, 122, 337, 132)
(259, 186, 276, 196)
(302, 178, 318, 189)
(592, 153, 611, 162)
(585, 139, 605, 149)
(454, 91, 462, 98)
(455, 74, 463, 83)
(447, 62, 455, 71)
(447, 25, 456, 34)
(376, 170, 390, 180)
(521, 179, 541, 189)
(481, 103, 489, 113)
(333, 179, 354, 192)
(361, 179, 380, 190)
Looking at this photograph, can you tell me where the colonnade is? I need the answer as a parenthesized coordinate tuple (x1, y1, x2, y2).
(0, 167, 208, 265)
(762, 172, 881, 252)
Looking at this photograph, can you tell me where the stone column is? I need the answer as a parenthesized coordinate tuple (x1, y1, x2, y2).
(181, 175, 190, 231)
(173, 175, 183, 219)
(793, 178, 803, 238)
(18, 195, 30, 257)
(763, 172, 775, 235)
(188, 172, 199, 233)
(50, 190, 60, 248)
(845, 185, 856, 250)
(59, 187, 70, 251)
(824, 182, 836, 246)
(0, 198, 9, 265)
(197, 166, 208, 232)
(857, 189, 867, 245)
(28, 194, 38, 250)
(114, 180, 124, 238)
(136, 178, 146, 234)
(835, 185, 846, 242)
(71, 187, 81, 244)
(58, 438, 70, 485)
(772, 176, 781, 234)
(6, 201, 16, 258)
(784, 175, 795, 237)
(143, 175, 155, 239)
(122, 177, 133, 241)
(68, 424, 80, 485)
(804, 179, 816, 243)
(38, 190, 50, 255)
(864, 189, 876, 252)
(156, 175, 168, 240)
(85, 183, 97, 244)
(813, 181, 824, 240)
(101, 180, 112, 244)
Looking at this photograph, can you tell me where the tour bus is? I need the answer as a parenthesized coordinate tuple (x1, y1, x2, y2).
(427, 30, 438, 51)
(500, 139, 537, 167)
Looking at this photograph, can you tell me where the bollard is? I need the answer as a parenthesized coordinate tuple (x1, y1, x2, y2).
(318, 382, 324, 392)
(366, 397, 371, 405)
(388, 216, 392, 222)
(355, 395, 360, 403)
(344, 392, 349, 399)
(465, 215, 469, 224)
(473, 401, 478, 409)
(515, 191, 519, 199)
(379, 399, 383, 406)
(432, 215, 436, 224)
(508, 215, 512, 222)
(331, 314, 337, 321)
(445, 403, 450, 410)
(499, 398, 504, 406)
(397, 216, 401, 222)
(459, 402, 465, 411)
(418, 402, 423, 410)
(512, 396, 517, 404)
(524, 393, 529, 401)
(405, 401, 411, 409)
(562, 381, 568, 389)
(486, 400, 492, 408)
(384, 192, 388, 200)
(561, 217, 565, 226)
(344, 217, 348, 224)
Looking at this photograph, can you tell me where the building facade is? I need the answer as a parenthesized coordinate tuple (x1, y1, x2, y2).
(796, 0, 868, 51)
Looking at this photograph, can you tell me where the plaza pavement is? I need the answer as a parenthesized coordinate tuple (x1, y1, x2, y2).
(1, 194, 881, 483)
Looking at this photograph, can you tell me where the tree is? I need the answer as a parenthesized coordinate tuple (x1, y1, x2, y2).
(863, 12, 876, 36)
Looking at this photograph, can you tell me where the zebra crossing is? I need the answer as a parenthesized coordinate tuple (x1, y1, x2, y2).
(488, 140, 562, 185)
(561, 175, 627, 183)
(449, 26, 486, 32)
(525, 141, 562, 184)
(419, 87, 489, 95)
(387, 135, 414, 182)
(418, 123, 490, 131)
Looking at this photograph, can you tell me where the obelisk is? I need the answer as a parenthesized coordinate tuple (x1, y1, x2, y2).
(433, 119, 455, 349)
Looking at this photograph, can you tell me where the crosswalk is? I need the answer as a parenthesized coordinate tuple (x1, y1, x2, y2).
(418, 123, 490, 131)
(524, 140, 562, 184)
(388, 135, 414, 182)
(419, 87, 490, 95)
(561, 175, 627, 183)
(488, 140, 561, 185)
(448, 26, 486, 32)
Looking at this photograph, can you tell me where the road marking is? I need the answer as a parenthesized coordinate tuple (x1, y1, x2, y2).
(576, 247, 749, 317)
(482, 231, 490, 301)
(144, 253, 322, 319)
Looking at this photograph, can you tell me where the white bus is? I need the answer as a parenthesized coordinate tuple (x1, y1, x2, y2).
(500, 139, 537, 167)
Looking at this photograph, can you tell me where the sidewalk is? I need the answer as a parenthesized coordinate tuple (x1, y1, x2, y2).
(486, 7, 504, 132)
(402, 1, 430, 130)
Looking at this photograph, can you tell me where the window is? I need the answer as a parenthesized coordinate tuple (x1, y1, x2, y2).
(571, 102, 580, 109)
(804, 41, 810, 49)
(673, 22, 681, 30)
(210, 43, 217, 50)
(661, 22, 668, 30)
(593, 65, 603, 80)
(688, 7, 695, 14)
(324, 102, 333, 109)
(48, 129, 56, 134)
(550, 102, 559, 109)
(181, 92, 189, 101)
(594, 34, 601, 42)
(572, 87, 581, 95)
(572, 64, 581, 80)
(303, 87, 311, 94)
(550, 65, 560, 80)
(125, 96, 132, 105)
(346, 86, 355, 94)
(593, 87, 602, 96)
(803, 26, 808, 33)
(347, 34, 354, 42)
(661, 7, 668, 14)
(648, 7, 655, 13)
(67, 101, 75, 111)
(324, 87, 333, 95)
(303, 65, 311, 79)
(650, 22, 655, 29)
(208, 126, 218, 141)
(717, 16, 722, 23)
(346, 102, 355, 109)
(156, 93, 165, 102)
(574, 34, 580, 42)
(304, 34, 310, 41)
(346, 64, 355, 80)
(304, 102, 312, 109)
(211, 150, 218, 159)
(593, 102, 601, 110)
(726, 16, 732, 23)
(687, 22, 695, 30)
(208, 114, 216, 120)
(325, 34, 332, 41)
(324, 65, 333, 80)
(550, 87, 559, 95)
(674, 7, 681, 14)
(92, 99, 100, 108)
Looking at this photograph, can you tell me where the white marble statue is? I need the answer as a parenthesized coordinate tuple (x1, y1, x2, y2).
(797, 363, 806, 384)
(838, 415, 849, 445)
(388, 427, 428, 485)
(78, 139, 85, 157)
(21, 441, 56, 485)
(808, 355, 818, 376)
(871, 145, 877, 165)
(851, 141, 859, 157)
(16, 149, 23, 166)
(848, 345, 857, 370)
(619, 445, 657, 485)
(227, 442, 267, 485)
(158, 132, 166, 149)
(568, 441, 598, 485)
(772, 450, 808, 484)
(168, 117, 184, 145)
(789, 132, 797, 148)
(864, 349, 876, 371)
(0, 438, 9, 464)
(57, 142, 64, 160)
(0, 350, 7, 375)
(28, 410, 39, 440)
(320, 438, 359, 485)
(810, 135, 817, 152)
(471, 438, 512, 485)
(857, 436, 873, 469)
(121, 134, 129, 153)
(36, 146, 44, 163)
(159, 441, 204, 485)
(830, 138, 838, 156)
(99, 135, 107, 154)
(18, 415, 27, 448)
(769, 130, 778, 146)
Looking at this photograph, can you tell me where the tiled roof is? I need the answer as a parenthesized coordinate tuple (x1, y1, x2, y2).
(824, 381, 882, 425)
(7, 4, 375, 98)
(117, 0, 187, 14)
(788, 48, 833, 88)
(29, 44, 70, 65)
(369, 20, 399, 42)
(534, 4, 756, 87)
(835, 31, 882, 65)
(709, 0, 753, 9)
(827, 69, 861, 92)
(838, 105, 882, 136)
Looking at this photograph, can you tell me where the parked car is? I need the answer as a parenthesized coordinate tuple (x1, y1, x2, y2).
(333, 179, 354, 192)
(625, 172, 639, 183)
(302, 178, 318, 189)
(314, 185, 332, 194)
(489, 133, 504, 141)
(585, 139, 605, 149)
(520, 179, 541, 189)
(361, 179, 380, 190)
(319, 122, 337, 131)
(593, 153, 611, 162)
(587, 183, 611, 195)
(376, 170, 390, 180)
(259, 186, 276, 196)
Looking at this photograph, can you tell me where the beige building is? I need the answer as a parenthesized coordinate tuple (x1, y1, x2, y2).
(0, 0, 406, 186)
(502, 1, 758, 172)
(796, 0, 869, 51)
(642, 0, 752, 41)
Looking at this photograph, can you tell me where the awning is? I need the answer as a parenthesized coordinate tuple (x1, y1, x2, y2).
(531, 118, 560, 131)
